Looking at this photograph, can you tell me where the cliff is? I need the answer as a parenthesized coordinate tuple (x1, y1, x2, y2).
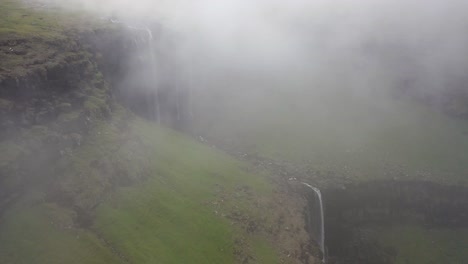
(0, 1, 318, 263)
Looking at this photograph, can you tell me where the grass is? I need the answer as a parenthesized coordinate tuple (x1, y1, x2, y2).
(0, 197, 125, 264)
(0, 0, 107, 39)
(94, 118, 274, 263)
(96, 181, 236, 263)
(197, 86, 468, 262)
(0, 110, 279, 263)
(0, 0, 63, 39)
(0, 0, 70, 77)
(0, 0, 115, 79)
(377, 225, 468, 264)
(251, 236, 280, 263)
(194, 87, 468, 185)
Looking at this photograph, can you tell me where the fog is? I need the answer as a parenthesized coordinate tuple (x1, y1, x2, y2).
(55, 0, 468, 101)
(3, 2, 468, 262)
(0, 0, 468, 264)
(42, 0, 468, 160)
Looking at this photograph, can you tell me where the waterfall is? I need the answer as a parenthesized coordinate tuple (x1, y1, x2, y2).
(144, 26, 161, 124)
(187, 58, 194, 118)
(110, 19, 161, 123)
(303, 183, 326, 262)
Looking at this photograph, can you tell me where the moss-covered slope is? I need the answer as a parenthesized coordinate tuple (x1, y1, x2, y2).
(0, 109, 314, 263)
(0, 2, 316, 263)
(193, 86, 468, 187)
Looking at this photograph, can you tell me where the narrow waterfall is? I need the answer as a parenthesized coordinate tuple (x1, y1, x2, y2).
(144, 26, 161, 124)
(110, 19, 161, 123)
(303, 183, 326, 262)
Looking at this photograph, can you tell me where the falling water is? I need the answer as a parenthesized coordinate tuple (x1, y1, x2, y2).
(303, 183, 325, 262)
(144, 26, 161, 124)
(110, 19, 161, 123)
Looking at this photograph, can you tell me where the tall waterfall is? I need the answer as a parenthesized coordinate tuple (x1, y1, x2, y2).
(303, 183, 325, 262)
(110, 19, 161, 123)
(144, 26, 161, 124)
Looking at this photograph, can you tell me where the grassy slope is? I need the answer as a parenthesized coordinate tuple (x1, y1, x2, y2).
(193, 85, 468, 263)
(94, 117, 276, 263)
(0, 2, 281, 262)
(0, 0, 110, 78)
(0, 110, 278, 263)
(194, 87, 468, 185)
(0, 0, 63, 39)
(0, 200, 124, 264)
(0, 0, 106, 38)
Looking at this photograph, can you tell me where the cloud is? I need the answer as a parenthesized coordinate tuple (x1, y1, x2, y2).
(51, 0, 468, 98)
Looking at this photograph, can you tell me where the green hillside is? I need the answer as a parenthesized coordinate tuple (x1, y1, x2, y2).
(2, 0, 468, 263)
(194, 87, 468, 185)
(0, 110, 285, 263)
(0, 1, 314, 263)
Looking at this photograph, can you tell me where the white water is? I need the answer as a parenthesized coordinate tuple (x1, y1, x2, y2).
(144, 26, 161, 124)
(303, 182, 325, 262)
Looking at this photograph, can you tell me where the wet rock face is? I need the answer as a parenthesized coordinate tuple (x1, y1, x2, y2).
(80, 24, 191, 131)
(322, 180, 468, 263)
(301, 184, 325, 261)
(0, 25, 155, 137)
(0, 23, 192, 215)
(0, 29, 118, 212)
(0, 40, 100, 135)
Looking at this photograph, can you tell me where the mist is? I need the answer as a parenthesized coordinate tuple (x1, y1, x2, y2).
(52, 0, 468, 100)
(51, 0, 468, 171)
(21, 0, 467, 171)
(3, 0, 468, 263)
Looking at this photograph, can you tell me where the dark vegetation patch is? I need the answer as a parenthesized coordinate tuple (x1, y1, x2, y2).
(0, 0, 129, 215)
(0, 0, 114, 79)
(323, 180, 468, 264)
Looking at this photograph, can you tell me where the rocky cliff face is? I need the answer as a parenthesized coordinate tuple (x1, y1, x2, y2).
(0, 28, 112, 211)
(0, 21, 320, 262)
(0, 13, 197, 216)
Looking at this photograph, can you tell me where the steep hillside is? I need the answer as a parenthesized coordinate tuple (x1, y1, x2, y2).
(3, 1, 468, 264)
(0, 1, 317, 263)
(190, 44, 468, 264)
(0, 110, 314, 263)
(193, 84, 468, 186)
